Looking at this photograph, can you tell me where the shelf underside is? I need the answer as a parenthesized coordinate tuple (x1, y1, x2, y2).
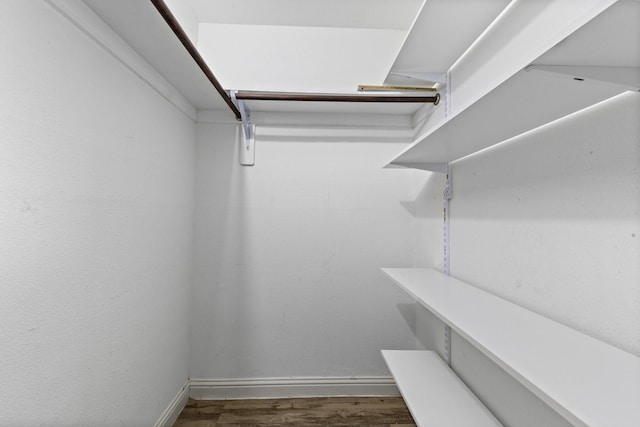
(389, 68, 627, 167)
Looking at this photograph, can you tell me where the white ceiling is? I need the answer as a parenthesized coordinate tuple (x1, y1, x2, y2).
(185, 0, 424, 30)
(196, 24, 407, 93)
(171, 0, 425, 95)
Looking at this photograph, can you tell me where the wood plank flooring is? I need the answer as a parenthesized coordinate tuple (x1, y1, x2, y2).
(173, 397, 416, 426)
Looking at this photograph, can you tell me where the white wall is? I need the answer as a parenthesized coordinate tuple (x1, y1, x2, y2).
(190, 121, 425, 383)
(0, 2, 194, 425)
(411, 91, 640, 426)
(451, 92, 640, 357)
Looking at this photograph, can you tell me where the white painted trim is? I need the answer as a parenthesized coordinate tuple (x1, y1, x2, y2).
(197, 109, 241, 125)
(255, 125, 413, 143)
(251, 111, 413, 128)
(197, 109, 415, 133)
(197, 110, 415, 142)
(189, 377, 399, 400)
(45, 0, 197, 121)
(154, 380, 190, 427)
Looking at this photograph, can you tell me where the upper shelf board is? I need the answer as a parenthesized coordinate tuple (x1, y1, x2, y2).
(386, 67, 626, 169)
(83, 0, 235, 114)
(381, 268, 640, 427)
(386, 0, 511, 82)
(387, 0, 639, 169)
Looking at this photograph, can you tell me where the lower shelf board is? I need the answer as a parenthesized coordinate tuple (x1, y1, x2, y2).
(381, 268, 640, 426)
(382, 350, 502, 427)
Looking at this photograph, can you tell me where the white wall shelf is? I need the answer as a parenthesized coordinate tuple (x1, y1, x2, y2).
(382, 350, 502, 427)
(381, 268, 640, 427)
(386, 0, 638, 170)
(386, 68, 626, 168)
(80, 0, 236, 114)
(385, 0, 510, 86)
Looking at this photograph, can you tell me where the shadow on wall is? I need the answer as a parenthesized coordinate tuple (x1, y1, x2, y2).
(445, 91, 640, 356)
(451, 92, 640, 221)
(192, 123, 256, 378)
(399, 170, 446, 219)
(394, 303, 417, 338)
(399, 170, 446, 270)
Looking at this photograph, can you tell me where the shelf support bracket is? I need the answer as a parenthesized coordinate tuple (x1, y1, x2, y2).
(443, 165, 453, 201)
(231, 90, 255, 166)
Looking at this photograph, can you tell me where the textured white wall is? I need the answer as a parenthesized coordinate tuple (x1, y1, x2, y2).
(451, 92, 640, 356)
(438, 91, 640, 425)
(190, 122, 424, 380)
(0, 2, 194, 425)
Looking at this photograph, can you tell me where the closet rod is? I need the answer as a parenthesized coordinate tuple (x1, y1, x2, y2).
(235, 91, 441, 105)
(150, 0, 242, 120)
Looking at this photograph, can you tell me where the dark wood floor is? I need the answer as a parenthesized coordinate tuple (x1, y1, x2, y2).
(173, 397, 416, 426)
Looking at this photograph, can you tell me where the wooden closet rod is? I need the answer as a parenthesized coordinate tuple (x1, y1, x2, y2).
(150, 0, 242, 120)
(235, 91, 441, 105)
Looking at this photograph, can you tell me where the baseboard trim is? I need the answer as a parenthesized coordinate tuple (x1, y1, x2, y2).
(189, 376, 399, 400)
(153, 376, 399, 423)
(154, 380, 190, 427)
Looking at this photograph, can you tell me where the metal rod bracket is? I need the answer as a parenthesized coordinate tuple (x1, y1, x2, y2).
(231, 91, 255, 166)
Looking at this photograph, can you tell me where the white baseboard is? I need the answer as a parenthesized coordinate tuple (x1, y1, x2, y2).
(153, 376, 398, 423)
(154, 380, 190, 427)
(189, 376, 399, 400)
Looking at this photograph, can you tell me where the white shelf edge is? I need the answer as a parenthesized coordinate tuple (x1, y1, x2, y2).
(381, 267, 640, 427)
(382, 0, 430, 81)
(383, 162, 447, 173)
